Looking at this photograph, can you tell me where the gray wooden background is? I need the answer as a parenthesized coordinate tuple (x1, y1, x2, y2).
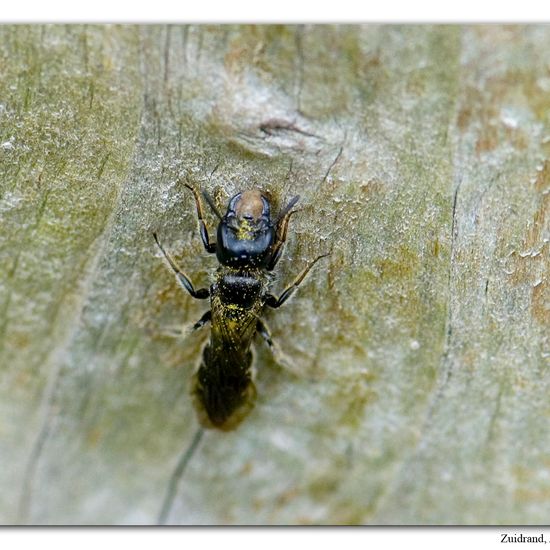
(0, 25, 548, 525)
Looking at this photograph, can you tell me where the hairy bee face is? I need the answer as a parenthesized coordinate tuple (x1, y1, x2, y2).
(216, 189, 275, 268)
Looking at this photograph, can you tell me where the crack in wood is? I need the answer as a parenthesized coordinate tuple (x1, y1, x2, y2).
(157, 427, 205, 525)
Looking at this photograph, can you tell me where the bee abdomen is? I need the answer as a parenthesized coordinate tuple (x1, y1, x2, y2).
(191, 345, 256, 431)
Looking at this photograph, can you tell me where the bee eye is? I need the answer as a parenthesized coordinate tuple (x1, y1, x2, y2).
(226, 216, 239, 230)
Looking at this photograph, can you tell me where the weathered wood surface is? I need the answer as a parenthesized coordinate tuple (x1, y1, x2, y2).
(0, 25, 548, 525)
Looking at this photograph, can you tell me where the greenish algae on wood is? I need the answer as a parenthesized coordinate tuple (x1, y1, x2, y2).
(0, 25, 548, 525)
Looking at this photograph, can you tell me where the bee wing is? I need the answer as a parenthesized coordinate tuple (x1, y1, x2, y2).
(211, 299, 258, 364)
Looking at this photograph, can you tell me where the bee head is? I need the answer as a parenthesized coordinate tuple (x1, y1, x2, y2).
(216, 189, 275, 268)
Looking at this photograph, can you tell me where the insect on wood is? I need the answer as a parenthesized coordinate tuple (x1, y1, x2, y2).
(153, 183, 328, 431)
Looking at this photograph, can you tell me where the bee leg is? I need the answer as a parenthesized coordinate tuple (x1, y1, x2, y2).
(256, 319, 294, 372)
(267, 196, 299, 271)
(158, 326, 187, 338)
(152, 311, 211, 341)
(256, 318, 274, 348)
(265, 252, 330, 308)
(191, 310, 211, 331)
(153, 233, 210, 299)
(145, 323, 185, 339)
(183, 182, 217, 254)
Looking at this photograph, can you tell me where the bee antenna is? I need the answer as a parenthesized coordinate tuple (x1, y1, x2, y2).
(275, 195, 300, 225)
(202, 190, 223, 220)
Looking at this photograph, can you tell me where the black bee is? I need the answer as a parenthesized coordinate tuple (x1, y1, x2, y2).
(153, 183, 327, 431)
